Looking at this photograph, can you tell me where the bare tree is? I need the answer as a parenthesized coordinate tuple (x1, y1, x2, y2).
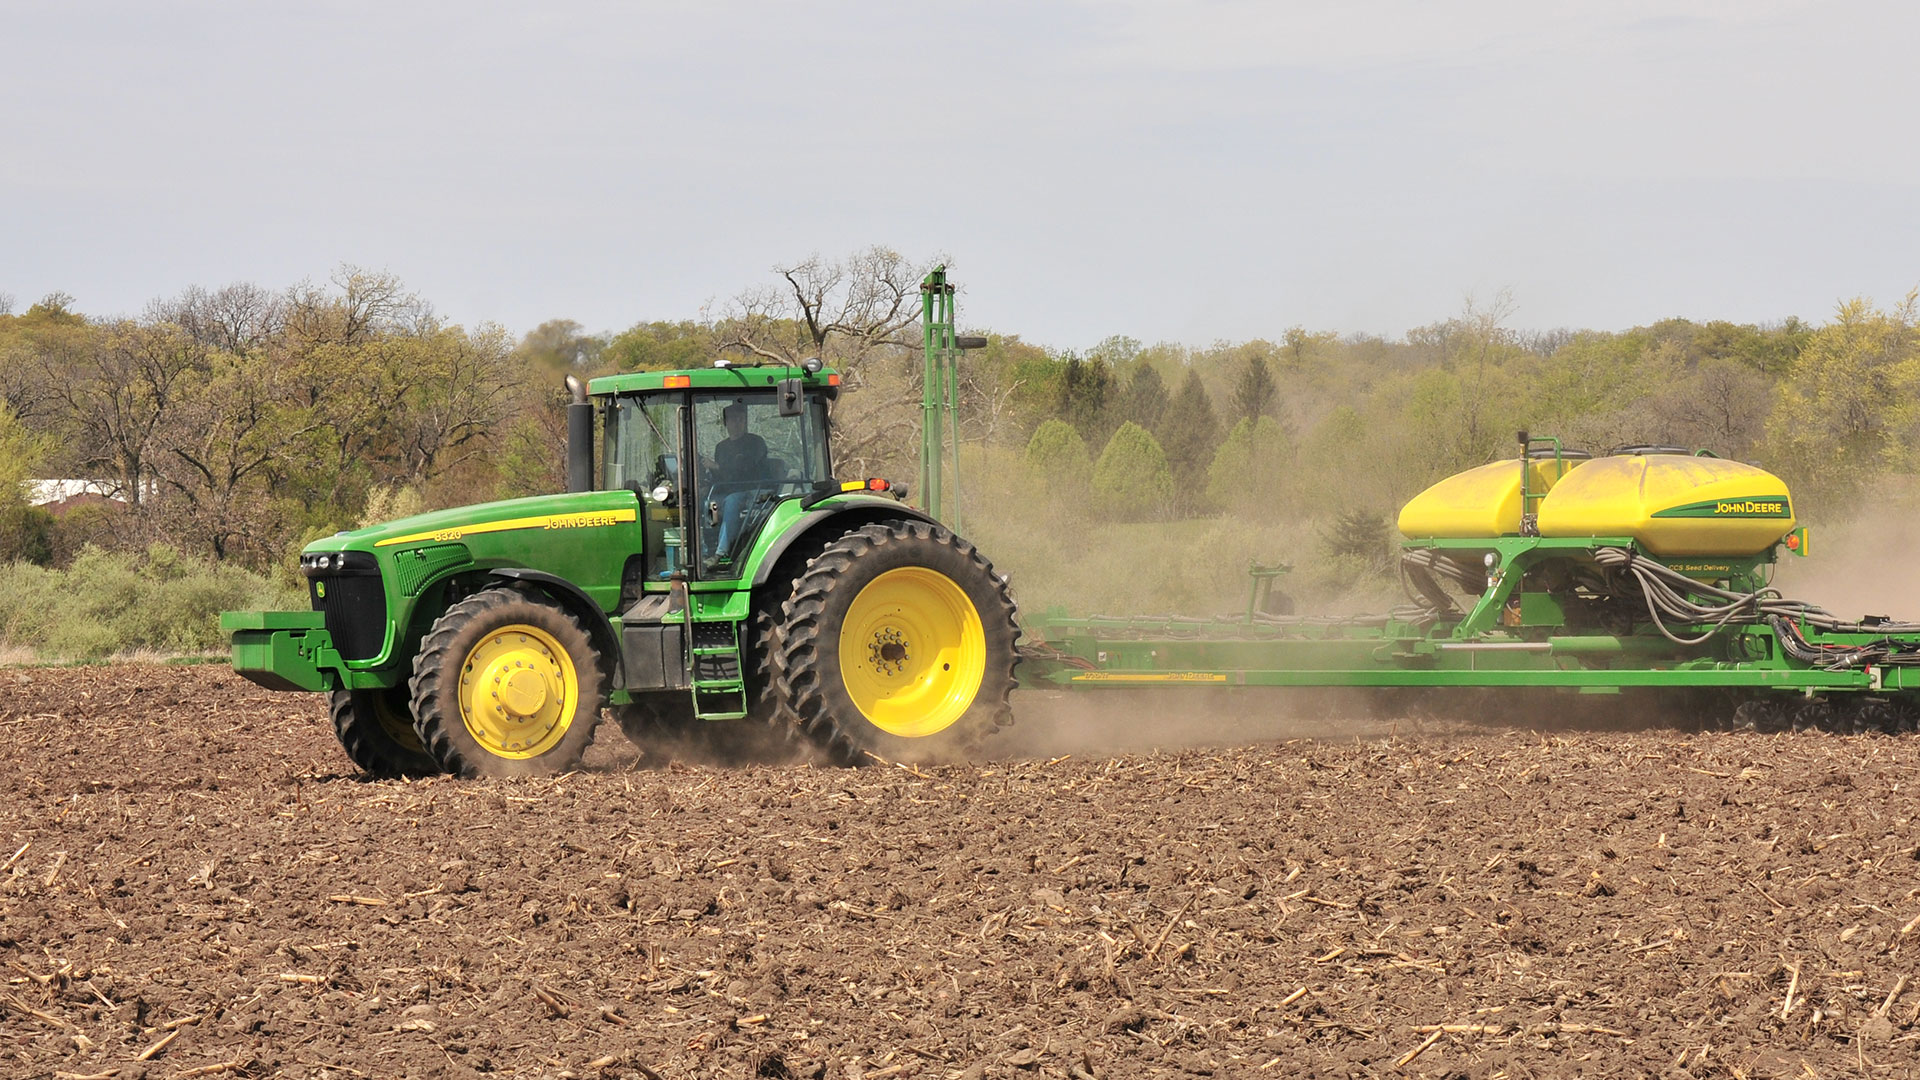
(1649, 355, 1772, 456)
(712, 247, 929, 380)
(1517, 327, 1577, 357)
(394, 324, 516, 477)
(284, 267, 428, 348)
(959, 364, 1025, 446)
(41, 320, 208, 507)
(710, 248, 940, 477)
(1, 329, 72, 428)
(150, 351, 318, 562)
(151, 282, 287, 355)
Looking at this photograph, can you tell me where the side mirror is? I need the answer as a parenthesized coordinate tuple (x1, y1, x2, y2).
(776, 377, 804, 417)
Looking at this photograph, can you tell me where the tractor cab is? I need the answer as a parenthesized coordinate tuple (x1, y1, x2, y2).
(587, 363, 840, 581)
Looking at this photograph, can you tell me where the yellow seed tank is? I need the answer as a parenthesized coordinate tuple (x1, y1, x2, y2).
(1535, 454, 1795, 557)
(1398, 451, 1796, 557)
(1396, 456, 1584, 539)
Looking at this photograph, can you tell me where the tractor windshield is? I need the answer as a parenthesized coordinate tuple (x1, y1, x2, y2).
(693, 392, 832, 574)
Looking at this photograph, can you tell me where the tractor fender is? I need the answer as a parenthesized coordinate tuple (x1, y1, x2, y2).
(751, 501, 939, 589)
(486, 567, 624, 686)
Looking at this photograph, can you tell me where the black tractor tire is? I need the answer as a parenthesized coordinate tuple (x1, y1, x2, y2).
(739, 530, 840, 762)
(740, 586, 812, 764)
(410, 585, 605, 778)
(774, 521, 1018, 765)
(328, 685, 443, 778)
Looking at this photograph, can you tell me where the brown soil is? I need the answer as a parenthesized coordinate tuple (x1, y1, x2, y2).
(4, 665, 1920, 1079)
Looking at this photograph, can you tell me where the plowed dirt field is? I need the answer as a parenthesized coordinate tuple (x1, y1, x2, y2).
(4, 665, 1920, 1079)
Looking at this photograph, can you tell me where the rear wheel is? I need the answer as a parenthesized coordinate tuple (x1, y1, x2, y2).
(328, 685, 442, 778)
(775, 521, 1018, 765)
(411, 586, 604, 778)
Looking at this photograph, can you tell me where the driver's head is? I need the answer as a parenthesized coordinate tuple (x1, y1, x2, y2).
(723, 403, 748, 437)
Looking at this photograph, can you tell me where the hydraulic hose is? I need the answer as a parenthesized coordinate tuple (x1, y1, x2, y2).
(1591, 546, 1920, 665)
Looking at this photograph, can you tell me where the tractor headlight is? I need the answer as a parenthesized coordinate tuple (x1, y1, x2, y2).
(650, 481, 675, 505)
(299, 549, 376, 579)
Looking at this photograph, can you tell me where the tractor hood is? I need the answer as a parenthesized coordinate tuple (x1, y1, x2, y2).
(306, 490, 641, 555)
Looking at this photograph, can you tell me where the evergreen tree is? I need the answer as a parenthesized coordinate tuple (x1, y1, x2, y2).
(1123, 363, 1168, 433)
(1158, 369, 1221, 513)
(1231, 353, 1277, 425)
(1058, 356, 1116, 444)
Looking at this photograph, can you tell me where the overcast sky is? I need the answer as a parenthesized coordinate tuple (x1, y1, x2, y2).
(5, 1, 1917, 350)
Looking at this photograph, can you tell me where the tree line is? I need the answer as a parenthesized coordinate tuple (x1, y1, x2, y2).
(2, 250, 1914, 576)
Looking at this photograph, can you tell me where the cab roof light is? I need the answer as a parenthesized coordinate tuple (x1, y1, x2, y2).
(663, 375, 691, 388)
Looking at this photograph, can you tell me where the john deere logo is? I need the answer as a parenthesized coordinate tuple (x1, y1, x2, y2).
(1652, 496, 1792, 520)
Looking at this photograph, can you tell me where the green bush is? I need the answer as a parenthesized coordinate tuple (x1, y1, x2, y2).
(0, 544, 304, 661)
(1024, 419, 1093, 509)
(1206, 416, 1293, 519)
(1091, 422, 1173, 521)
(0, 502, 54, 565)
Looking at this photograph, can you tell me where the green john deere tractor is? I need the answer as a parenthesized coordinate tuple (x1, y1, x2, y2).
(224, 338, 1020, 777)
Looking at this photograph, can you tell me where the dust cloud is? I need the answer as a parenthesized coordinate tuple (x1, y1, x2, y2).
(1769, 503, 1920, 621)
(992, 685, 1729, 761)
(998, 687, 1421, 760)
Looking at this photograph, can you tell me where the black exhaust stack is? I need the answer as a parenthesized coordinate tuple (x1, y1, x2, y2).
(565, 375, 594, 493)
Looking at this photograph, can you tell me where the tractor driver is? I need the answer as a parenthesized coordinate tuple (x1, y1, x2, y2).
(707, 402, 770, 569)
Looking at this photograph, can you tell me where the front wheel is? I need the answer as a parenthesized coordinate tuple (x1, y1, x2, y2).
(329, 685, 443, 778)
(775, 521, 1018, 765)
(411, 586, 604, 778)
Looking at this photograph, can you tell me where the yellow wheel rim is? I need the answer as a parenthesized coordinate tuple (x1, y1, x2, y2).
(457, 623, 579, 759)
(838, 567, 986, 738)
(371, 691, 426, 753)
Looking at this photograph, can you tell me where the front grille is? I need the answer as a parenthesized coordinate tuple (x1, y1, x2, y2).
(309, 568, 389, 661)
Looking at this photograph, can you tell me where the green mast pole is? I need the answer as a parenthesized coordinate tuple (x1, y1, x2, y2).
(947, 290, 963, 534)
(919, 267, 953, 524)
